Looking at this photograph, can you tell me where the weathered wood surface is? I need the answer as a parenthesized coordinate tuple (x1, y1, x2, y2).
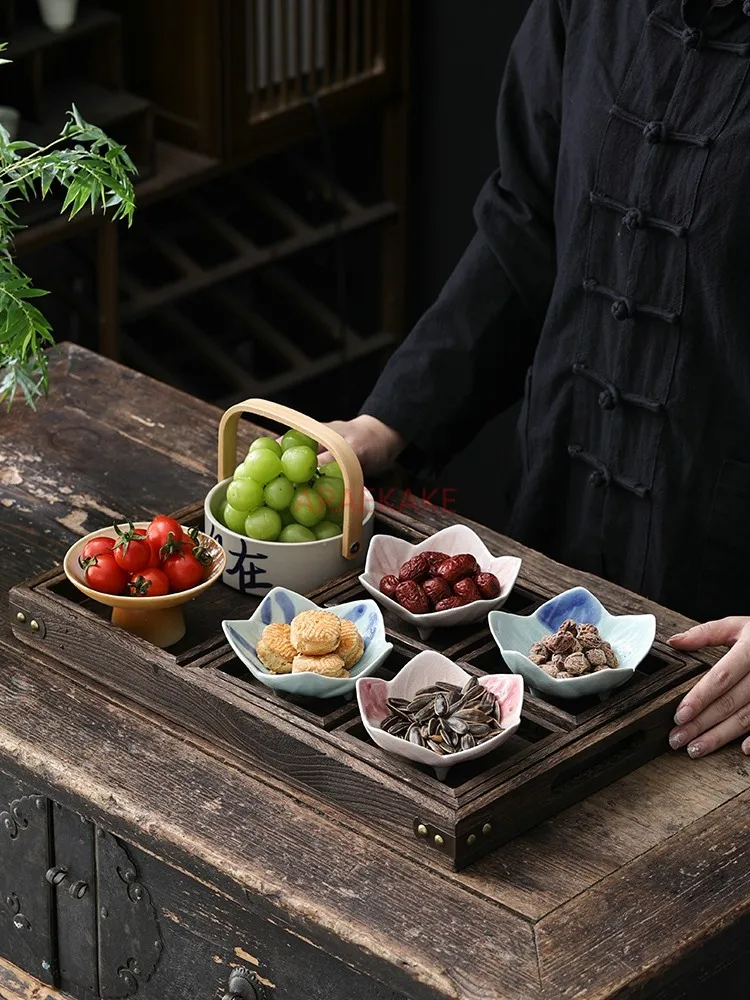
(2, 344, 750, 999)
(0, 642, 541, 1000)
(0, 957, 63, 1000)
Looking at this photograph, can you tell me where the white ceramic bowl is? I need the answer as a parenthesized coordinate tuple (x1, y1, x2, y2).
(488, 586, 656, 700)
(222, 586, 393, 699)
(359, 524, 522, 639)
(205, 479, 375, 596)
(356, 651, 524, 781)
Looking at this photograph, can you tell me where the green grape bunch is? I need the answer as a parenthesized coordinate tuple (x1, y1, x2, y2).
(219, 429, 350, 544)
(0, 43, 137, 409)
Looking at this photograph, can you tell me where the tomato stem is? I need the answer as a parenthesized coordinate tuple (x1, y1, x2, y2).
(186, 525, 213, 566)
(158, 530, 187, 560)
(112, 520, 141, 553)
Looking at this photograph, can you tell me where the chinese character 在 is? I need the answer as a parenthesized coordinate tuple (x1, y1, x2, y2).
(208, 527, 272, 593)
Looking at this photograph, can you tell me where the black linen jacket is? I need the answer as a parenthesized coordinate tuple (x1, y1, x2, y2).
(361, 0, 750, 622)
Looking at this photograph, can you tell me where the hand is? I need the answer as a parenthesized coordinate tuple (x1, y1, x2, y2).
(317, 415, 406, 476)
(667, 617, 750, 758)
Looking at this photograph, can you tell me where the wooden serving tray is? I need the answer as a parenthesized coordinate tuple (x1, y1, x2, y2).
(8, 502, 709, 871)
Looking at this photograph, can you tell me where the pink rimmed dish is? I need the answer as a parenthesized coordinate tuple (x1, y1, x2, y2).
(356, 650, 524, 781)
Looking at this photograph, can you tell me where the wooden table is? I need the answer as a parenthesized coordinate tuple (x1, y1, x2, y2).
(1, 344, 749, 1000)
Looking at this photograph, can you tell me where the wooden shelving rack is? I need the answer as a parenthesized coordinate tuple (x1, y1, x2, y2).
(7, 0, 410, 412)
(1, 3, 155, 192)
(116, 147, 397, 403)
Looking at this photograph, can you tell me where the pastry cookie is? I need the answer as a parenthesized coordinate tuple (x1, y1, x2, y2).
(290, 610, 341, 655)
(257, 623, 296, 674)
(337, 618, 364, 669)
(292, 652, 347, 677)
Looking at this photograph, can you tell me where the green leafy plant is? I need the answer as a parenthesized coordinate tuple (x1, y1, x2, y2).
(0, 45, 137, 409)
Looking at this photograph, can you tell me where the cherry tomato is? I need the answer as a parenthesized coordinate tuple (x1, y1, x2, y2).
(112, 522, 151, 574)
(163, 550, 205, 592)
(127, 568, 170, 598)
(80, 552, 128, 595)
(81, 536, 115, 561)
(146, 515, 184, 563)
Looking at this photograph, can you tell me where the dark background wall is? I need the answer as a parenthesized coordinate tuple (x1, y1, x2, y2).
(408, 0, 530, 324)
(405, 0, 531, 528)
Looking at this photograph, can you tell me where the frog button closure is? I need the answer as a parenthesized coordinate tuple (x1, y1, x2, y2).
(611, 298, 633, 321)
(643, 120, 666, 144)
(681, 28, 703, 50)
(623, 208, 643, 231)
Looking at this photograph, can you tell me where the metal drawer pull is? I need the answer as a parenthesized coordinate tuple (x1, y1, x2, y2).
(68, 880, 88, 899)
(45, 866, 68, 886)
(222, 967, 267, 1000)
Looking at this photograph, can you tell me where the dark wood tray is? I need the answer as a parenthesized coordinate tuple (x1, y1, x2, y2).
(8, 502, 708, 871)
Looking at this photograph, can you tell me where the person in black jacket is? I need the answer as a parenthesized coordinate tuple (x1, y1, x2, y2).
(324, 0, 750, 759)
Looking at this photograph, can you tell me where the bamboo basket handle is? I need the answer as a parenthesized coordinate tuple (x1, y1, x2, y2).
(218, 399, 365, 560)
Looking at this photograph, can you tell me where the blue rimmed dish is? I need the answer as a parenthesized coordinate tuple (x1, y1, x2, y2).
(488, 586, 656, 700)
(222, 586, 393, 699)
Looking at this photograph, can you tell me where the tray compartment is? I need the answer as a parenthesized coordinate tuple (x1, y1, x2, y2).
(211, 643, 414, 732)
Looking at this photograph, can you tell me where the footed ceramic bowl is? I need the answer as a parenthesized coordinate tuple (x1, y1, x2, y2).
(488, 586, 656, 700)
(359, 524, 522, 639)
(222, 587, 393, 699)
(63, 522, 226, 649)
(356, 651, 524, 781)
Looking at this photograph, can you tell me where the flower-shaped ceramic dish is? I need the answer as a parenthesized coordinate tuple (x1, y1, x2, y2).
(222, 587, 393, 699)
(63, 522, 226, 649)
(359, 524, 522, 639)
(488, 586, 656, 700)
(356, 651, 524, 781)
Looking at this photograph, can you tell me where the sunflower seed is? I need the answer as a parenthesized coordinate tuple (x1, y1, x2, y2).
(453, 708, 489, 725)
(407, 724, 425, 746)
(447, 716, 470, 735)
(407, 693, 435, 713)
(414, 702, 437, 724)
(468, 723, 493, 737)
(375, 677, 503, 759)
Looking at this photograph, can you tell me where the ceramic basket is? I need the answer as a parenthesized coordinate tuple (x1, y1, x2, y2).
(204, 399, 374, 596)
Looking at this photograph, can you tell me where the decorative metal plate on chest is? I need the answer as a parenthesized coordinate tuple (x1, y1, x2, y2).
(96, 829, 164, 997)
(1, 796, 47, 932)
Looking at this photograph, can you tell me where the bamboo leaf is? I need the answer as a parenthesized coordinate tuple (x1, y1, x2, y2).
(0, 78, 137, 406)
